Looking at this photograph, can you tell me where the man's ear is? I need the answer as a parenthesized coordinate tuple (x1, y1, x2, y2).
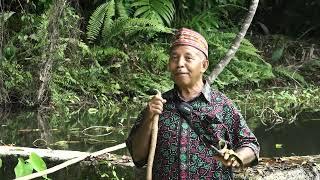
(201, 59, 209, 73)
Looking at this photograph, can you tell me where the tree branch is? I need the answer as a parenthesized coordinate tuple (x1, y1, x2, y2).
(207, 0, 259, 84)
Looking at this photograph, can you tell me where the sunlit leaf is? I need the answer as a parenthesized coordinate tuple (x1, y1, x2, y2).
(27, 152, 48, 179)
(14, 158, 33, 178)
(0, 158, 2, 168)
(275, 144, 283, 149)
(0, 11, 15, 22)
(88, 108, 99, 114)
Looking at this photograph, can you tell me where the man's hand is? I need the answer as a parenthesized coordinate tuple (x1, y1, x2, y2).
(146, 93, 167, 119)
(215, 148, 243, 168)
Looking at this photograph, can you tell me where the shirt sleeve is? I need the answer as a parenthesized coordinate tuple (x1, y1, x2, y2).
(125, 108, 148, 168)
(222, 98, 260, 166)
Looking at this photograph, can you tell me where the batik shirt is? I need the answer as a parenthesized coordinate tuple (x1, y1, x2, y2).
(126, 81, 260, 179)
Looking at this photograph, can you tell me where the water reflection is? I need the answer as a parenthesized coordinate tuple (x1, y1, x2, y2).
(0, 109, 132, 153)
(255, 111, 320, 157)
(36, 107, 53, 147)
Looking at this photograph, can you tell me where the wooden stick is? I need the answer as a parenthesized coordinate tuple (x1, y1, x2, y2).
(146, 90, 161, 180)
(14, 143, 126, 180)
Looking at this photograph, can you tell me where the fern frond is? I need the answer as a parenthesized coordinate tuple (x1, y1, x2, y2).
(87, 0, 116, 42)
(131, 0, 175, 26)
(103, 18, 172, 45)
(93, 47, 129, 61)
(102, 0, 116, 41)
(274, 66, 307, 85)
(115, 0, 128, 18)
(184, 10, 220, 33)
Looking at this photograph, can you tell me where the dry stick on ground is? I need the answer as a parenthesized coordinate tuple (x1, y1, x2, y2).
(207, 0, 259, 84)
(146, 90, 161, 180)
(14, 143, 127, 180)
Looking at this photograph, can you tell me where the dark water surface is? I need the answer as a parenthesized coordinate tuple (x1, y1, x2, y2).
(0, 110, 319, 179)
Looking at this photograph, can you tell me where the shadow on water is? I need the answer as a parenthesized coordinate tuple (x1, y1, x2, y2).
(0, 109, 319, 179)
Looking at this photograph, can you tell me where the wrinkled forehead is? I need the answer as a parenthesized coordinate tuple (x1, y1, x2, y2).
(170, 28, 208, 59)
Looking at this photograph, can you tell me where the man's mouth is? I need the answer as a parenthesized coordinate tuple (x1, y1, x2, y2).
(175, 72, 188, 75)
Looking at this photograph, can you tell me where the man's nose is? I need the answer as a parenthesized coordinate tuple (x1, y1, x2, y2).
(177, 56, 185, 67)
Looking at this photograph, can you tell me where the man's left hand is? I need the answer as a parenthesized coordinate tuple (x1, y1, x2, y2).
(218, 148, 243, 168)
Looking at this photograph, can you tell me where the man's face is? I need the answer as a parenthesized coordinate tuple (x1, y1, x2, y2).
(168, 45, 208, 88)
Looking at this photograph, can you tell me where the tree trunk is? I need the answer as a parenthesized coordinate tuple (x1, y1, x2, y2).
(35, 1, 67, 159)
(36, 0, 66, 106)
(207, 0, 259, 84)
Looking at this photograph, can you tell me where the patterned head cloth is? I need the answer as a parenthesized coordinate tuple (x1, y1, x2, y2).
(171, 28, 208, 59)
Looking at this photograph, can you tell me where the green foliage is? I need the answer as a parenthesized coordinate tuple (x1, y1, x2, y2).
(14, 153, 49, 179)
(115, 0, 129, 19)
(87, 0, 172, 45)
(271, 46, 285, 62)
(173, 0, 247, 27)
(131, 0, 175, 25)
(183, 10, 221, 34)
(135, 43, 169, 73)
(274, 66, 307, 85)
(3, 45, 17, 60)
(300, 57, 320, 84)
(0, 158, 2, 169)
(87, 0, 116, 42)
(92, 46, 129, 63)
(28, 152, 48, 177)
(101, 17, 172, 46)
(204, 31, 274, 87)
(179, 6, 276, 88)
(15, 158, 33, 178)
(0, 11, 15, 22)
(2, 0, 319, 134)
(228, 87, 320, 128)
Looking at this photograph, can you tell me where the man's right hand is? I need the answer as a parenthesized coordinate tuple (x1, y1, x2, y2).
(146, 93, 167, 119)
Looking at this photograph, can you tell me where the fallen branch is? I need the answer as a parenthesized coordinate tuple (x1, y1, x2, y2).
(0, 146, 88, 161)
(13, 143, 126, 180)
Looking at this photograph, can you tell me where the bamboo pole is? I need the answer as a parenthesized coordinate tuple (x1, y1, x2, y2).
(146, 90, 161, 180)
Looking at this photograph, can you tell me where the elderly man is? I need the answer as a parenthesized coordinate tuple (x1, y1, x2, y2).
(126, 28, 260, 179)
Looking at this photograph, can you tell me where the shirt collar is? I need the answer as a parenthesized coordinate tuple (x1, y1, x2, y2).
(173, 80, 212, 102)
(202, 80, 212, 102)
